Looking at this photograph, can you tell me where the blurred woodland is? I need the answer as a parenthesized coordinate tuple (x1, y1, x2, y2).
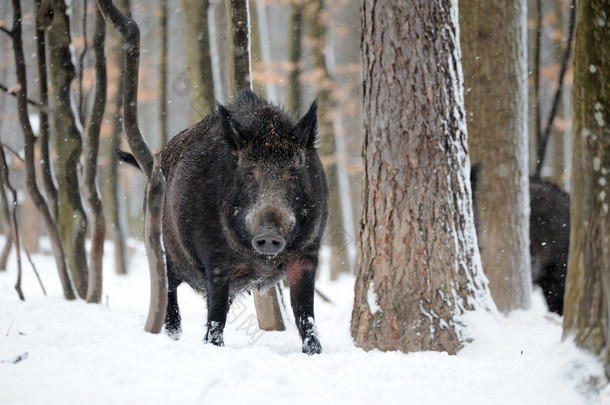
(0, 0, 574, 294)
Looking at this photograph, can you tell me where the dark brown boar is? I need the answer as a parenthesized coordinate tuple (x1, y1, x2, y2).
(121, 90, 329, 354)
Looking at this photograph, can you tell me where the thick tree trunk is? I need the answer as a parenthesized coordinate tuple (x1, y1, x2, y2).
(84, 6, 107, 304)
(351, 0, 491, 354)
(47, 0, 89, 299)
(459, 0, 531, 313)
(183, 0, 215, 121)
(562, 0, 610, 378)
(305, 0, 350, 280)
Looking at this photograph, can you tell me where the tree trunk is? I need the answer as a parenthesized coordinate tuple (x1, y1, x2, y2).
(159, 0, 168, 147)
(459, 0, 531, 313)
(97, 0, 167, 333)
(304, 0, 350, 280)
(287, 0, 303, 115)
(36, 0, 58, 221)
(104, 0, 129, 275)
(562, 0, 610, 378)
(226, 0, 251, 94)
(183, 0, 215, 121)
(351, 0, 492, 354)
(11, 0, 76, 300)
(47, 0, 89, 298)
(84, 6, 107, 304)
(226, 0, 285, 331)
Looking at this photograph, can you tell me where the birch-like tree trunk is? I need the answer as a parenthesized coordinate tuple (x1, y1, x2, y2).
(47, 0, 89, 298)
(351, 0, 491, 354)
(84, 6, 107, 304)
(183, 0, 215, 121)
(459, 0, 532, 313)
(104, 0, 129, 275)
(562, 0, 610, 378)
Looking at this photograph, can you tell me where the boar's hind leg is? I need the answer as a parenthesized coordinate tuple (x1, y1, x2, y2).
(287, 257, 322, 355)
(164, 259, 183, 340)
(204, 269, 230, 346)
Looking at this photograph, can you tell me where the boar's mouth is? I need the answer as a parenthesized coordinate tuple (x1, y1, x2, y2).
(251, 226, 286, 256)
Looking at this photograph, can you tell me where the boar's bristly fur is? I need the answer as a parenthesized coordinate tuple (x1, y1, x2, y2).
(131, 89, 329, 354)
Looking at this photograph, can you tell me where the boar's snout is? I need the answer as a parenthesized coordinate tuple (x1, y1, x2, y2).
(252, 226, 286, 256)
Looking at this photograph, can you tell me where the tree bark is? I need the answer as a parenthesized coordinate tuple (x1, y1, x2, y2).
(459, 0, 532, 313)
(159, 0, 168, 147)
(144, 152, 167, 333)
(36, 0, 58, 221)
(304, 0, 350, 280)
(47, 0, 89, 299)
(97, 0, 167, 333)
(226, 0, 251, 94)
(287, 0, 303, 116)
(183, 0, 215, 121)
(562, 0, 610, 378)
(11, 0, 76, 300)
(351, 0, 492, 354)
(84, 6, 107, 304)
(103, 0, 129, 276)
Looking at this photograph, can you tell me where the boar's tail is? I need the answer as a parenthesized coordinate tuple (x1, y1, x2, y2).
(116, 149, 141, 171)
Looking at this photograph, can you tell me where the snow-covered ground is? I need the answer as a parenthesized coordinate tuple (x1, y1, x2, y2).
(1, 239, 609, 404)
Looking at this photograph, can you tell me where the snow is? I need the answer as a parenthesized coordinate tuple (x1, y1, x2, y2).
(1, 239, 610, 405)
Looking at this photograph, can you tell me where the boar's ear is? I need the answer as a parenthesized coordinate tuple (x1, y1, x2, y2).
(217, 102, 244, 150)
(294, 99, 318, 150)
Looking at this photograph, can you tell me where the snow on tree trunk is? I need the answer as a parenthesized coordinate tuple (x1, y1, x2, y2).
(562, 0, 610, 378)
(351, 0, 492, 354)
(459, 0, 532, 313)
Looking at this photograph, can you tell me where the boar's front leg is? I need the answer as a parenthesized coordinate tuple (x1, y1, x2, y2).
(204, 267, 230, 346)
(286, 256, 322, 355)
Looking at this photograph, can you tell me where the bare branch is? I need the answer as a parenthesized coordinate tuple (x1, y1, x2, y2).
(0, 143, 24, 163)
(25, 248, 46, 296)
(0, 82, 46, 112)
(0, 145, 23, 301)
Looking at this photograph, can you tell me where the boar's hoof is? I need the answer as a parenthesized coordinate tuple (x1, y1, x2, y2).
(205, 323, 225, 347)
(252, 229, 286, 256)
(302, 335, 322, 355)
(165, 326, 183, 341)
